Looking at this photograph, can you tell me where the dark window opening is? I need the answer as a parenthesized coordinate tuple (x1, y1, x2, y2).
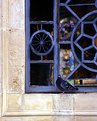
(30, 0, 53, 21)
(30, 64, 54, 86)
(69, 0, 95, 4)
(26, 0, 97, 92)
(70, 5, 97, 18)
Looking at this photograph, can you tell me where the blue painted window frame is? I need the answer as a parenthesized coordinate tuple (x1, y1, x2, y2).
(26, 0, 97, 93)
(26, 0, 59, 92)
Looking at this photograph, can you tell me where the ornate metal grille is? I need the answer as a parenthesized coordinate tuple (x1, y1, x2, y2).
(26, 0, 97, 92)
(57, 0, 97, 92)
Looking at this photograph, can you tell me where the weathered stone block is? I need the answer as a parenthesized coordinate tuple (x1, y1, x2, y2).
(74, 94, 97, 111)
(23, 117, 53, 121)
(0, 0, 2, 94)
(8, 30, 25, 93)
(0, 118, 2, 121)
(2, 117, 23, 121)
(7, 94, 22, 111)
(52, 94, 73, 111)
(0, 94, 2, 117)
(75, 116, 97, 121)
(22, 94, 53, 111)
(8, 0, 24, 29)
(53, 116, 74, 121)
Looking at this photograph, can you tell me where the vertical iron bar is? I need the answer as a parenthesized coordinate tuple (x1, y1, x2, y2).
(41, 24, 43, 30)
(54, 0, 60, 87)
(25, 0, 30, 92)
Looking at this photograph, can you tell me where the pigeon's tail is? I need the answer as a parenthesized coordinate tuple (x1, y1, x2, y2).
(56, 76, 78, 92)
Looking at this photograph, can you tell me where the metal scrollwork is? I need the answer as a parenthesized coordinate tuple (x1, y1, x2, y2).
(57, 0, 97, 92)
(72, 10, 97, 72)
(30, 30, 54, 56)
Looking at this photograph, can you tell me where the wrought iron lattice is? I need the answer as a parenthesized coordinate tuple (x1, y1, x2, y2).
(57, 0, 97, 92)
(73, 11, 97, 72)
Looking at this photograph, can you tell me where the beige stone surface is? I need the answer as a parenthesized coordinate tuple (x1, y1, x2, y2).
(22, 94, 53, 111)
(0, 94, 2, 117)
(75, 116, 97, 121)
(52, 94, 73, 112)
(0, 0, 2, 94)
(2, 0, 9, 30)
(53, 116, 74, 121)
(23, 117, 53, 121)
(2, 116, 74, 121)
(7, 94, 22, 112)
(23, 116, 74, 121)
(8, 30, 25, 93)
(2, 117, 23, 121)
(74, 94, 97, 112)
(0, 0, 1, 26)
(8, 0, 24, 29)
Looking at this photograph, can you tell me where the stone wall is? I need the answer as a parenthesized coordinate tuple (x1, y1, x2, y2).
(0, 0, 97, 121)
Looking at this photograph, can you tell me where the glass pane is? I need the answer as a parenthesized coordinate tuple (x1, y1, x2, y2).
(60, 0, 67, 3)
(68, 0, 95, 4)
(59, 45, 75, 78)
(30, 0, 53, 21)
(75, 80, 97, 86)
(30, 24, 41, 37)
(30, 49, 41, 60)
(60, 7, 77, 41)
(43, 50, 54, 60)
(70, 66, 96, 79)
(30, 64, 54, 86)
(70, 5, 97, 18)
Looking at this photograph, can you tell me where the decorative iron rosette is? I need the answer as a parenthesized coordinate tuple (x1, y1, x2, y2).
(30, 30, 54, 56)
